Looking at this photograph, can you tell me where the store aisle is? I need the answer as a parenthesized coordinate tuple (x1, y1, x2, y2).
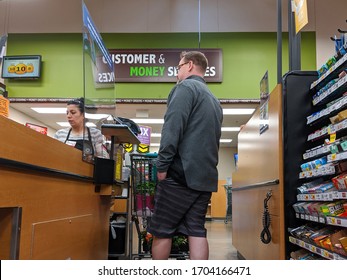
(206, 220, 238, 260)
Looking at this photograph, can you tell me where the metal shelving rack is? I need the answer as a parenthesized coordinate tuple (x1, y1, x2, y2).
(128, 154, 189, 260)
(101, 124, 140, 259)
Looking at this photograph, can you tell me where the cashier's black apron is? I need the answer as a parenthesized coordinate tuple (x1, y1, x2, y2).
(64, 127, 94, 156)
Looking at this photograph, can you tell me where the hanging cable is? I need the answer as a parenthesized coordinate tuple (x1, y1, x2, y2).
(198, 0, 201, 49)
(260, 190, 272, 244)
(3, 0, 11, 36)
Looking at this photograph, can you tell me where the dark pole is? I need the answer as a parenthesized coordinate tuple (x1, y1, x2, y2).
(198, 0, 201, 49)
(288, 0, 301, 70)
(277, 0, 282, 84)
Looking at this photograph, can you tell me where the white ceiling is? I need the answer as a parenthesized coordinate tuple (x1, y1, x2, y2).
(9, 101, 259, 148)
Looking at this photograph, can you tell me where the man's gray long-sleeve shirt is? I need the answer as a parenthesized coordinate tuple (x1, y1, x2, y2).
(157, 75, 223, 192)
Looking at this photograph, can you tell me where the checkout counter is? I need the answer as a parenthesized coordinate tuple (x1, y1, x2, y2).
(0, 116, 112, 259)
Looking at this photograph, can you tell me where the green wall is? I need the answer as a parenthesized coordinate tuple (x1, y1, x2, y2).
(5, 34, 83, 99)
(5, 32, 316, 100)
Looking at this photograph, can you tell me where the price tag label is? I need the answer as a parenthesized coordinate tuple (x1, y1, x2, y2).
(333, 191, 339, 199)
(330, 133, 336, 144)
(334, 253, 347, 260)
(331, 83, 338, 92)
(329, 125, 337, 135)
(330, 153, 337, 162)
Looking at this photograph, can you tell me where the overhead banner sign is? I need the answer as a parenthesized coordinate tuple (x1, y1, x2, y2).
(97, 49, 222, 83)
(259, 71, 269, 135)
(292, 0, 308, 34)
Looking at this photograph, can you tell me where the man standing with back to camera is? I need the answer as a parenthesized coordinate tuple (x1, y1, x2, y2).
(147, 51, 223, 260)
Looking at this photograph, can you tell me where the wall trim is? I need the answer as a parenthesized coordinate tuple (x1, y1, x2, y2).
(9, 97, 260, 105)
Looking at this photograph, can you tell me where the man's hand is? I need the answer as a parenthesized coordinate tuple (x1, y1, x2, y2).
(157, 171, 167, 181)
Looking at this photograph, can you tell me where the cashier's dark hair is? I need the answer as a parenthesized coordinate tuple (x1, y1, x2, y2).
(67, 98, 84, 113)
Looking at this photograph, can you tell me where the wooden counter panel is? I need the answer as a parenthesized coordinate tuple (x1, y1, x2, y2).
(0, 116, 93, 177)
(232, 85, 285, 259)
(233, 84, 282, 189)
(0, 168, 111, 259)
(31, 214, 94, 260)
(0, 209, 13, 259)
(232, 186, 281, 259)
(0, 117, 112, 259)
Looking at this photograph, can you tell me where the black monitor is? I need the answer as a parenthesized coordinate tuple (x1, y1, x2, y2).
(1, 55, 42, 79)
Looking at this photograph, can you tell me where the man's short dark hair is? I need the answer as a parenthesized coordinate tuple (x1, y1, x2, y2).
(180, 51, 208, 72)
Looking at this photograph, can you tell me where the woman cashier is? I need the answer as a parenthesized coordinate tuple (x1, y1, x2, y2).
(54, 98, 109, 159)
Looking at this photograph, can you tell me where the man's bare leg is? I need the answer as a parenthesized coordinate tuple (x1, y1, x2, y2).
(188, 236, 209, 260)
(151, 237, 172, 260)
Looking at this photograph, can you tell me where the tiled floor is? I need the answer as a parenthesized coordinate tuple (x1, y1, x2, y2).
(206, 219, 238, 260)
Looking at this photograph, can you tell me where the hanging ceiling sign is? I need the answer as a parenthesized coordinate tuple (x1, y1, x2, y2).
(98, 49, 222, 83)
(292, 0, 308, 34)
(259, 71, 269, 135)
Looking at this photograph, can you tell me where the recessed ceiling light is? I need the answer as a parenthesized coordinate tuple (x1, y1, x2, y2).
(56, 122, 96, 127)
(32, 107, 66, 113)
(223, 108, 255, 115)
(150, 143, 160, 147)
(221, 127, 240, 132)
(151, 133, 162, 137)
(135, 109, 149, 118)
(85, 113, 110, 119)
(31, 107, 110, 120)
(56, 122, 70, 127)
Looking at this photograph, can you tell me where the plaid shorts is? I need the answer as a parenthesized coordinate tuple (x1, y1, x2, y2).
(147, 177, 212, 238)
